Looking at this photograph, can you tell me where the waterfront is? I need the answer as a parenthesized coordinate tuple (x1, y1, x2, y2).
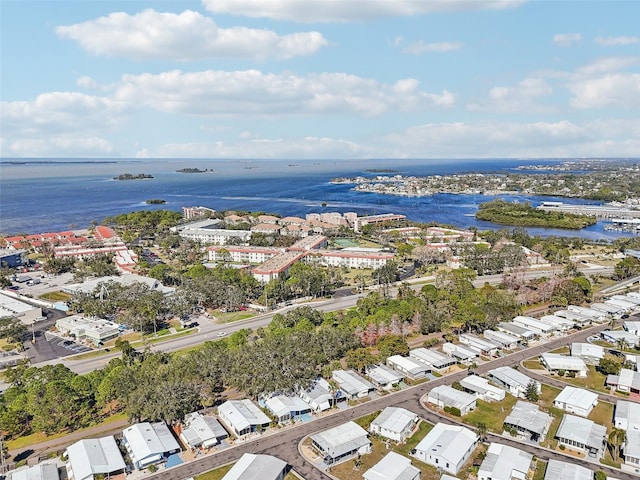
(0, 158, 637, 240)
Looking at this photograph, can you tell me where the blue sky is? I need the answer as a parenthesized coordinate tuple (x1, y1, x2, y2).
(1, 0, 639, 159)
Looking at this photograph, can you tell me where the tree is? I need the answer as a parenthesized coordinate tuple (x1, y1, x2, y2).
(376, 335, 408, 361)
(598, 355, 623, 376)
(613, 257, 640, 280)
(594, 470, 607, 480)
(345, 348, 378, 374)
(476, 422, 488, 442)
(524, 380, 539, 402)
(607, 427, 626, 462)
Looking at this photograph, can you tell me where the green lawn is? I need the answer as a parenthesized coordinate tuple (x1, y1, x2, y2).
(523, 359, 543, 369)
(463, 396, 518, 433)
(589, 401, 614, 432)
(215, 311, 256, 323)
(196, 464, 233, 480)
(532, 460, 547, 480)
(560, 365, 609, 393)
(39, 291, 71, 301)
(395, 421, 434, 457)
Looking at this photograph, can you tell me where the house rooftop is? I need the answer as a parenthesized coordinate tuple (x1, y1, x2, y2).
(504, 401, 552, 436)
(333, 369, 374, 395)
(66, 435, 126, 480)
(311, 421, 370, 459)
(414, 423, 478, 470)
(479, 443, 532, 480)
(544, 459, 592, 480)
(221, 453, 287, 480)
(370, 407, 417, 435)
(363, 452, 419, 480)
(554, 386, 598, 411)
(488, 366, 535, 389)
(556, 414, 606, 451)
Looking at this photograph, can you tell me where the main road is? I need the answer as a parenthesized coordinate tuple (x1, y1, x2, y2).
(146, 317, 638, 480)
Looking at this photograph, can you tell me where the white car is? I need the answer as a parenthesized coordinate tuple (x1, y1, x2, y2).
(216, 331, 227, 337)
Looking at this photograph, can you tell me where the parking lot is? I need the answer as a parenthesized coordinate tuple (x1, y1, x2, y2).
(44, 332, 92, 355)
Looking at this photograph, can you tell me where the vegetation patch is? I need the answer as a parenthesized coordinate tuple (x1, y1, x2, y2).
(463, 396, 518, 433)
(39, 291, 71, 301)
(476, 199, 597, 229)
(195, 464, 234, 480)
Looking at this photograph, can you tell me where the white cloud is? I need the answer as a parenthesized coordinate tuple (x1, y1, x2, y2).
(569, 73, 640, 109)
(575, 56, 640, 76)
(468, 78, 553, 113)
(553, 33, 582, 47)
(137, 136, 369, 158)
(5, 137, 115, 157)
(595, 36, 639, 46)
(203, 0, 526, 23)
(401, 40, 463, 55)
(56, 9, 328, 60)
(1, 92, 127, 136)
(383, 119, 640, 158)
(113, 69, 455, 116)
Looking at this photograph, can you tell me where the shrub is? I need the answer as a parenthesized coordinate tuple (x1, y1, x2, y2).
(566, 371, 576, 378)
(559, 444, 566, 450)
(557, 369, 565, 377)
(449, 407, 462, 417)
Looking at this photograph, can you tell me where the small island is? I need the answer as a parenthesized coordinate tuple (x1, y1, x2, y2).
(145, 199, 166, 204)
(476, 199, 597, 229)
(176, 168, 214, 173)
(114, 173, 153, 180)
(365, 168, 399, 173)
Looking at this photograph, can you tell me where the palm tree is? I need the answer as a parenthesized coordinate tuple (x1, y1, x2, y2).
(616, 337, 629, 353)
(476, 422, 488, 442)
(608, 427, 626, 462)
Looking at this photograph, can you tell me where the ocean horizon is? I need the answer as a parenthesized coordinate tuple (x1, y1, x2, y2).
(1, 157, 637, 241)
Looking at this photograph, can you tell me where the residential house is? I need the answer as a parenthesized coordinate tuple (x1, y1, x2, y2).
(555, 414, 607, 458)
(221, 453, 287, 480)
(369, 407, 418, 443)
(65, 436, 126, 480)
(363, 452, 420, 480)
(386, 355, 430, 379)
(7, 463, 60, 480)
(459, 375, 505, 402)
(180, 412, 228, 449)
(299, 378, 334, 412)
(442, 343, 478, 364)
(497, 322, 536, 341)
(614, 400, 640, 431)
(217, 399, 271, 437)
(570, 342, 604, 365)
(567, 305, 606, 322)
(332, 369, 374, 400)
(409, 348, 457, 371)
(540, 353, 588, 377)
(606, 368, 640, 394)
(483, 329, 520, 350)
(511, 316, 556, 335)
(539, 315, 574, 332)
(458, 334, 500, 357)
(477, 443, 532, 480)
(265, 395, 311, 424)
(427, 385, 476, 415)
(122, 422, 181, 470)
(310, 421, 371, 465)
(544, 459, 593, 480)
(624, 321, 640, 335)
(553, 386, 599, 417)
(600, 330, 639, 347)
(503, 401, 552, 442)
(554, 310, 593, 327)
(591, 302, 624, 317)
(622, 430, 640, 474)
(487, 366, 540, 399)
(367, 364, 404, 391)
(412, 423, 478, 475)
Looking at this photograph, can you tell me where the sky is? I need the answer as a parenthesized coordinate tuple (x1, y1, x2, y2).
(1, 0, 639, 160)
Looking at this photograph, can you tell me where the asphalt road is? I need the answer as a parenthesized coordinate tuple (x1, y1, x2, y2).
(145, 319, 638, 480)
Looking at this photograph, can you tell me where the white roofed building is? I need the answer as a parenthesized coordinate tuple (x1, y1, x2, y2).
(622, 430, 640, 474)
(332, 369, 374, 400)
(553, 386, 598, 417)
(503, 401, 552, 443)
(497, 322, 536, 340)
(539, 314, 574, 331)
(458, 333, 501, 357)
(363, 452, 420, 480)
(540, 353, 588, 377)
(624, 320, 640, 335)
(487, 366, 540, 399)
(478, 443, 532, 480)
(65, 436, 126, 480)
(483, 329, 520, 350)
(386, 355, 430, 379)
(180, 412, 228, 449)
(409, 347, 457, 371)
(122, 422, 180, 470)
(511, 316, 556, 335)
(442, 343, 478, 364)
(555, 414, 607, 458)
(554, 310, 593, 326)
(412, 423, 478, 474)
(366, 364, 404, 391)
(310, 421, 371, 465)
(221, 453, 287, 480)
(369, 407, 418, 443)
(8, 463, 60, 480)
(567, 305, 606, 322)
(600, 330, 639, 347)
(299, 378, 334, 412)
(265, 395, 311, 424)
(615, 400, 640, 431)
(459, 375, 505, 402)
(55, 315, 120, 346)
(427, 385, 476, 415)
(570, 342, 604, 364)
(544, 459, 593, 480)
(218, 399, 271, 437)
(606, 368, 640, 394)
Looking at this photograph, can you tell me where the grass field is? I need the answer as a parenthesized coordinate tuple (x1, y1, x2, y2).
(463, 395, 518, 433)
(215, 311, 256, 323)
(39, 291, 71, 301)
(561, 365, 609, 393)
